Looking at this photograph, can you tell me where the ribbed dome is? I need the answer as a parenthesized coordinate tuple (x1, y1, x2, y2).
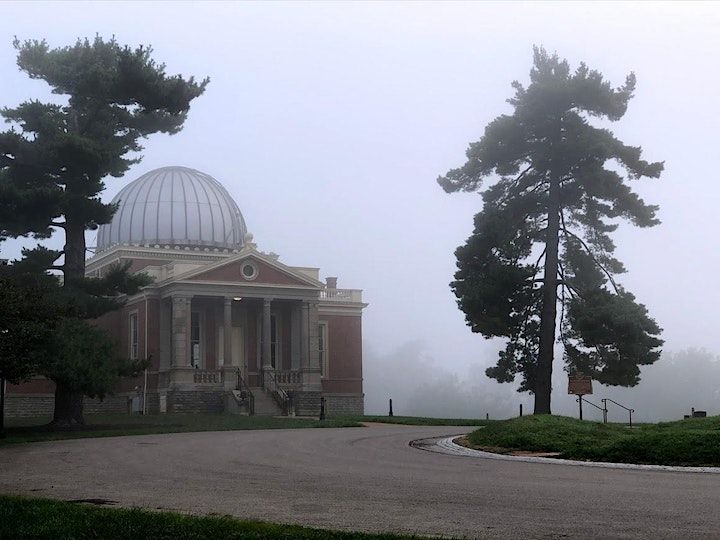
(97, 166, 247, 252)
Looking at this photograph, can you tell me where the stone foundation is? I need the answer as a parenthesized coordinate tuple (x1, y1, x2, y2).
(166, 389, 224, 414)
(4, 395, 55, 418)
(144, 392, 161, 415)
(5, 390, 364, 418)
(85, 395, 133, 415)
(324, 393, 364, 416)
(293, 391, 321, 416)
(5, 394, 132, 418)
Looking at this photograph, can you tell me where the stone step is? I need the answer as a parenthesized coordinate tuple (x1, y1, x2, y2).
(248, 387, 284, 416)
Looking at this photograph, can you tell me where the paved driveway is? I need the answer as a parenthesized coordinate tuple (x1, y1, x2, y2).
(1, 424, 719, 538)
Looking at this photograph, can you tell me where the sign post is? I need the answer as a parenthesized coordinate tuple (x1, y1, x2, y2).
(578, 395, 583, 421)
(568, 373, 593, 421)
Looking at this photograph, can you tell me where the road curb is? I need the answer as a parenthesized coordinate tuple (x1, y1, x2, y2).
(411, 435, 720, 474)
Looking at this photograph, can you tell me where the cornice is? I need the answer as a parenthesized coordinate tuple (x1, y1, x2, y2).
(86, 245, 231, 272)
(156, 281, 320, 301)
(318, 304, 366, 316)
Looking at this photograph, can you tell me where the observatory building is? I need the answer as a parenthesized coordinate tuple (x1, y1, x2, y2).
(7, 166, 366, 417)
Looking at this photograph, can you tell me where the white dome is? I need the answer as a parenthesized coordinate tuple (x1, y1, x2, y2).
(97, 166, 247, 252)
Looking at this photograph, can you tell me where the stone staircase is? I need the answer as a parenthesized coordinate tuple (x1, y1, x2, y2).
(249, 387, 285, 416)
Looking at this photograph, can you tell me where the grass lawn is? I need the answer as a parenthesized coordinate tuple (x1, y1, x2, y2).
(0, 495, 423, 539)
(1, 413, 491, 445)
(466, 414, 720, 467)
(1, 413, 362, 445)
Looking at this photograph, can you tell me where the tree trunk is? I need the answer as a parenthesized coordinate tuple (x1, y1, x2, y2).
(51, 382, 85, 426)
(63, 220, 86, 284)
(0, 377, 6, 438)
(51, 220, 87, 426)
(534, 175, 561, 415)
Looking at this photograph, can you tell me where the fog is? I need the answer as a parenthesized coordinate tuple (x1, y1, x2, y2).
(2, 2, 719, 421)
(364, 344, 720, 422)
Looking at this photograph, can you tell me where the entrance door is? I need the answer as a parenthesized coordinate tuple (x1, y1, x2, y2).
(232, 326, 245, 377)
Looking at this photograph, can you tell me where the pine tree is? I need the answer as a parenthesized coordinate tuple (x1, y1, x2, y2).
(0, 37, 208, 424)
(439, 48, 663, 414)
(0, 260, 61, 435)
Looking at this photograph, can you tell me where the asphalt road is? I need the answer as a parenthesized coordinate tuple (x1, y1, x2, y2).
(1, 424, 719, 538)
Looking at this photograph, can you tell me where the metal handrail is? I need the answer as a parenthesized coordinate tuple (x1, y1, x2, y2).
(236, 368, 254, 416)
(578, 397, 608, 423)
(262, 368, 292, 416)
(602, 398, 635, 427)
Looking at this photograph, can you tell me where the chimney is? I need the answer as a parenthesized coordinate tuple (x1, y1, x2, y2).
(326, 276, 338, 290)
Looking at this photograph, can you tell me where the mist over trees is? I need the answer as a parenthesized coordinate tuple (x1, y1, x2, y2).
(570, 349, 720, 423)
(364, 341, 524, 419)
(364, 344, 719, 423)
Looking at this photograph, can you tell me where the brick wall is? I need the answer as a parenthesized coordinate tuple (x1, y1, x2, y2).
(320, 314, 363, 395)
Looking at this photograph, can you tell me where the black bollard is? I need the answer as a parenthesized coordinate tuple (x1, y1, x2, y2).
(519, 404, 523, 417)
(389, 398, 394, 417)
(319, 396, 326, 421)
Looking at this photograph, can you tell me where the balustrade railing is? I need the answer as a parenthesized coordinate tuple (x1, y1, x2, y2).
(319, 288, 362, 302)
(275, 370, 302, 385)
(193, 369, 223, 384)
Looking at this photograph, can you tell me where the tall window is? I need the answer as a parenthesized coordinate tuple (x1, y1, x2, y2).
(129, 312, 139, 360)
(318, 322, 328, 377)
(191, 311, 201, 367)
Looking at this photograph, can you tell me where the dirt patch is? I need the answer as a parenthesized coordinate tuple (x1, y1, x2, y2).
(67, 498, 118, 506)
(454, 436, 562, 458)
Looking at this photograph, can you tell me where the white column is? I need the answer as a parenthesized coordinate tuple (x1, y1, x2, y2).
(290, 303, 301, 370)
(223, 297, 232, 367)
(308, 301, 320, 371)
(159, 298, 171, 369)
(186, 296, 194, 367)
(171, 295, 190, 367)
(300, 301, 309, 370)
(262, 298, 273, 372)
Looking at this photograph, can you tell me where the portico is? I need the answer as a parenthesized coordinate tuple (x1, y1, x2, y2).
(160, 292, 322, 394)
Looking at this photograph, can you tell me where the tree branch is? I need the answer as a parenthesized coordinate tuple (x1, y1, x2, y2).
(562, 226, 620, 294)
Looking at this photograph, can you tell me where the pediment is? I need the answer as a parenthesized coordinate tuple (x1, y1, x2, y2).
(177, 251, 321, 288)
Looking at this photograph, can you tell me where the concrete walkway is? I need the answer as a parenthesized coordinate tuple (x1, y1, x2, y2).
(1, 424, 719, 538)
(422, 435, 720, 474)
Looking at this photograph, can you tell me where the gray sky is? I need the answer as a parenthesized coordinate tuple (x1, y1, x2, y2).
(2, 1, 719, 417)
